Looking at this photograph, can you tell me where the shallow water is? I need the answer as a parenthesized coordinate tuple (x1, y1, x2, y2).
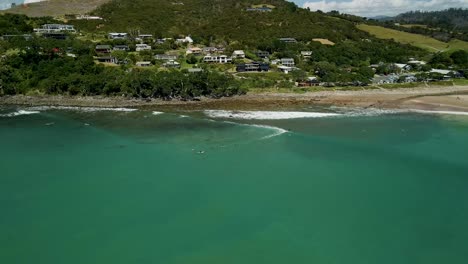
(1, 107, 468, 264)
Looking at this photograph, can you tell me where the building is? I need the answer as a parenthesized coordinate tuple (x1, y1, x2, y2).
(296, 77, 320, 87)
(232, 50, 246, 59)
(372, 74, 399, 84)
(279, 38, 297, 43)
(203, 47, 218, 54)
(408, 60, 426, 65)
(281, 58, 295, 67)
(203, 55, 232, 63)
(301, 51, 312, 60)
(138, 34, 153, 39)
(136, 61, 152, 67)
(34, 24, 76, 33)
(113, 45, 129, 51)
(154, 54, 178, 60)
(95, 45, 111, 54)
(176, 36, 194, 44)
(394, 63, 411, 71)
(256, 51, 270, 58)
(186, 47, 202, 55)
(277, 65, 296, 74)
(108, 33, 128, 40)
(236, 62, 269, 72)
(136, 44, 152, 51)
(163, 60, 181, 68)
(97, 56, 117, 64)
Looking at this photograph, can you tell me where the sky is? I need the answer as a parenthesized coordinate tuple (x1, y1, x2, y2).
(0, 0, 467, 16)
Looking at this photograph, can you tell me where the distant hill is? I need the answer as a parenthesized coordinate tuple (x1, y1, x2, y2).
(394, 8, 468, 33)
(0, 0, 110, 17)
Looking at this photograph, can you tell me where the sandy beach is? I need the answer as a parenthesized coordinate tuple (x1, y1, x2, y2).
(1, 85, 468, 112)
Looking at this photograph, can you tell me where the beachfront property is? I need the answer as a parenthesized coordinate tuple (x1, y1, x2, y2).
(236, 62, 269, 72)
(232, 50, 246, 59)
(430, 69, 462, 79)
(163, 60, 181, 69)
(279, 37, 297, 43)
(136, 61, 152, 67)
(280, 58, 295, 67)
(296, 77, 320, 87)
(108, 33, 128, 40)
(154, 54, 178, 60)
(372, 74, 399, 84)
(203, 55, 232, 63)
(136, 44, 152, 51)
(113, 45, 129, 51)
(95, 45, 112, 54)
(34, 24, 76, 34)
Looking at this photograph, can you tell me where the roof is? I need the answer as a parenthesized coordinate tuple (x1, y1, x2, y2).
(430, 69, 452, 75)
(233, 50, 245, 54)
(312, 38, 335, 45)
(96, 45, 111, 49)
(394, 63, 409, 69)
(281, 58, 294, 61)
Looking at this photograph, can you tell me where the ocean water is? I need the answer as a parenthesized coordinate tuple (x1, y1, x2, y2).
(1, 106, 468, 264)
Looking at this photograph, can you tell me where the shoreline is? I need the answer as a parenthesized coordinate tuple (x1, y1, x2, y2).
(2, 85, 468, 113)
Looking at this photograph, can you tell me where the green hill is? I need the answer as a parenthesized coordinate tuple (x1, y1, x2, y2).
(357, 24, 468, 52)
(84, 0, 368, 46)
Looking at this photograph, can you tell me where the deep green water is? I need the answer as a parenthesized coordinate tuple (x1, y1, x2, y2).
(1, 107, 468, 264)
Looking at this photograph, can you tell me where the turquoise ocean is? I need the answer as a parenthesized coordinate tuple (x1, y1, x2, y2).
(1, 106, 468, 264)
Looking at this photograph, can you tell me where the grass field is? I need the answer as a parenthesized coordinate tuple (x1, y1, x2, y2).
(357, 24, 468, 52)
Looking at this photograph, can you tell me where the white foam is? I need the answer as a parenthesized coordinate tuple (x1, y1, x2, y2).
(205, 110, 340, 120)
(152, 111, 164, 115)
(409, 109, 468, 116)
(332, 107, 406, 117)
(0, 110, 40, 117)
(27, 106, 137, 112)
(223, 121, 288, 139)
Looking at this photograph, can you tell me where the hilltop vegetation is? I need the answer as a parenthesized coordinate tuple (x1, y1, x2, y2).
(394, 8, 468, 33)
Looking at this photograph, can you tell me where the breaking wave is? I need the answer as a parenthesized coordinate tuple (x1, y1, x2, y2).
(27, 106, 137, 112)
(205, 110, 341, 120)
(409, 109, 468, 116)
(223, 121, 288, 140)
(152, 111, 164, 115)
(0, 110, 40, 117)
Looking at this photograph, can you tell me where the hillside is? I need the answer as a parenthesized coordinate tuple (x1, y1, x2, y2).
(394, 8, 468, 33)
(357, 24, 468, 52)
(83, 0, 369, 46)
(0, 0, 110, 17)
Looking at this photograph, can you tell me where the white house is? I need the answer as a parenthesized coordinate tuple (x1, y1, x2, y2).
(176, 36, 194, 44)
(186, 47, 202, 55)
(281, 58, 295, 67)
(394, 63, 411, 71)
(108, 33, 128, 40)
(232, 50, 245, 59)
(136, 44, 152, 51)
(301, 51, 312, 60)
(203, 55, 232, 63)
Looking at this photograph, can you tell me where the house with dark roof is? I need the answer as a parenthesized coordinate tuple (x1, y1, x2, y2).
(95, 45, 111, 54)
(236, 62, 269, 72)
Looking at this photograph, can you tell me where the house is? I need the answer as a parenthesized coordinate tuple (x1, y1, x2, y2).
(138, 34, 153, 39)
(400, 75, 418, 83)
(429, 69, 462, 78)
(154, 54, 178, 60)
(280, 58, 295, 67)
(256, 51, 270, 58)
(163, 60, 181, 68)
(203, 55, 232, 63)
(277, 65, 296, 74)
(232, 50, 246, 59)
(408, 60, 426, 65)
(203, 47, 218, 54)
(136, 61, 152, 67)
(108, 33, 128, 40)
(186, 47, 202, 55)
(279, 38, 297, 43)
(34, 24, 76, 33)
(372, 74, 399, 84)
(97, 56, 117, 64)
(95, 45, 112, 54)
(394, 63, 411, 71)
(296, 77, 320, 87)
(113, 45, 129, 51)
(301, 51, 312, 60)
(236, 62, 269, 72)
(136, 44, 152, 51)
(176, 36, 194, 44)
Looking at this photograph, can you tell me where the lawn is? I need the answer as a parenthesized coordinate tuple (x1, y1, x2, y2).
(357, 24, 468, 52)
